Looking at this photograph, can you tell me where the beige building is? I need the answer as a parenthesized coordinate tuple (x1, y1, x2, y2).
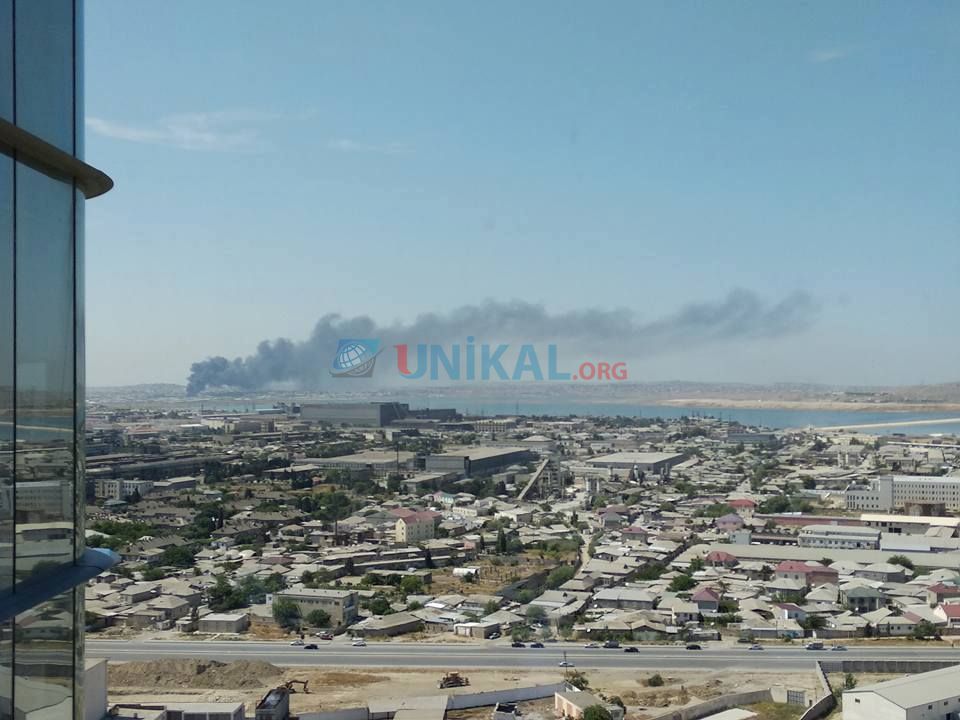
(555, 690, 624, 720)
(396, 511, 436, 544)
(198, 612, 250, 634)
(276, 588, 359, 627)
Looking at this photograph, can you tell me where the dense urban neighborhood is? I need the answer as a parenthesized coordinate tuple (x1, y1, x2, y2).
(72, 400, 960, 718)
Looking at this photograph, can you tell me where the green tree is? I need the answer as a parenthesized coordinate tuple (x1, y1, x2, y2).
(800, 615, 827, 632)
(843, 673, 857, 690)
(400, 576, 424, 595)
(305, 609, 331, 627)
(526, 605, 547, 623)
(583, 707, 612, 720)
(367, 595, 393, 615)
(913, 620, 940, 640)
(568, 670, 590, 690)
(546, 565, 575, 589)
(888, 555, 915, 571)
(141, 566, 165, 581)
(669, 574, 696, 592)
(272, 598, 301, 629)
(689, 557, 705, 573)
(208, 576, 245, 612)
(161, 545, 196, 568)
(264, 572, 287, 593)
(646, 673, 665, 687)
(496, 528, 508, 554)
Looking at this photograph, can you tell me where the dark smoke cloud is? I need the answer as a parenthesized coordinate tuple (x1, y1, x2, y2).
(185, 289, 818, 394)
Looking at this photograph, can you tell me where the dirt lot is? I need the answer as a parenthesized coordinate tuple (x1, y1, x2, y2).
(108, 660, 819, 717)
(428, 551, 576, 596)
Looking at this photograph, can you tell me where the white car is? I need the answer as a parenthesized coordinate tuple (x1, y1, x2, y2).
(584, 642, 600, 648)
(558, 661, 574, 667)
(351, 639, 367, 647)
(290, 639, 304, 646)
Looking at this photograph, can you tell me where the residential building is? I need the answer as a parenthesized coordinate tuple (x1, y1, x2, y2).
(198, 613, 250, 634)
(0, 4, 117, 720)
(775, 561, 839, 588)
(555, 691, 625, 720)
(395, 511, 438, 544)
(275, 588, 359, 627)
(842, 664, 960, 720)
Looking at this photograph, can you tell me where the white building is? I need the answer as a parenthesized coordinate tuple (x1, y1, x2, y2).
(798, 524, 880, 550)
(845, 475, 960, 512)
(843, 665, 960, 720)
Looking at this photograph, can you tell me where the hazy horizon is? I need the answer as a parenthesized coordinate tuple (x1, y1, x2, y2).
(84, 2, 959, 388)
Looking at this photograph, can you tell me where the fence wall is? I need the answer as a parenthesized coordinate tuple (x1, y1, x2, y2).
(446, 682, 568, 710)
(645, 689, 774, 720)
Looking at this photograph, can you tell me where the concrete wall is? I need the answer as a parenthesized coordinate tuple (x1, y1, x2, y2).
(446, 682, 567, 710)
(84, 659, 109, 720)
(301, 708, 370, 720)
(796, 660, 836, 720)
(819, 660, 959, 674)
(646, 689, 774, 720)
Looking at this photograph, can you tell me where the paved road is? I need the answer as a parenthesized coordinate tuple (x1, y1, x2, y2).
(87, 640, 960, 671)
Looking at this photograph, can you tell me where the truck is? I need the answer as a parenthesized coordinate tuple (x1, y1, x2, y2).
(805, 641, 824, 650)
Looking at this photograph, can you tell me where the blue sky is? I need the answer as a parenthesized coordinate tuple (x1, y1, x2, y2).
(84, 1, 959, 388)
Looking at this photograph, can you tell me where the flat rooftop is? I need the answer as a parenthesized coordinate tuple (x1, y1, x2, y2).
(432, 446, 528, 460)
(587, 451, 686, 465)
(847, 664, 960, 707)
(861, 513, 960, 527)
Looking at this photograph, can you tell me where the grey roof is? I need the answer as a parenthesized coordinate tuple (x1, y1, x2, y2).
(847, 664, 960, 708)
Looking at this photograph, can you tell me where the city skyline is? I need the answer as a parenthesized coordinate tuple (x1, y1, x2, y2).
(84, 1, 959, 388)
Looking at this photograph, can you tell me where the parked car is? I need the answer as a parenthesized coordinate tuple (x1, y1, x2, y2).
(511, 641, 526, 648)
(749, 644, 764, 651)
(624, 646, 639, 653)
(303, 644, 318, 650)
(317, 632, 334, 640)
(737, 637, 754, 644)
(489, 632, 501, 640)
(685, 643, 702, 650)
(530, 642, 544, 648)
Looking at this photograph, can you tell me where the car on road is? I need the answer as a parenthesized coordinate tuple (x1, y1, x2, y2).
(511, 641, 526, 648)
(831, 645, 847, 651)
(584, 642, 600, 648)
(530, 642, 545, 648)
(303, 644, 318, 650)
(624, 646, 639, 653)
(351, 639, 367, 647)
(805, 642, 824, 650)
(290, 639, 304, 646)
(749, 644, 764, 651)
(685, 643, 702, 650)
(558, 660, 574, 667)
(603, 640, 620, 649)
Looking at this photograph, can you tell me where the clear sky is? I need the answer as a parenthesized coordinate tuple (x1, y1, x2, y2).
(84, 1, 959, 389)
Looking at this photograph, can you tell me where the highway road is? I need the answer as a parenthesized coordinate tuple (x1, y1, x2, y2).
(87, 639, 960, 671)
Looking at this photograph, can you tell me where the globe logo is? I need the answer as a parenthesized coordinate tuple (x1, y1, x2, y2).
(331, 338, 381, 377)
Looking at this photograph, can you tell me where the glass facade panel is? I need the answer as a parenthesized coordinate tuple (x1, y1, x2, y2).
(13, 589, 76, 720)
(0, 1, 11, 122)
(14, 163, 75, 579)
(0, 3, 93, 720)
(14, 0, 75, 153)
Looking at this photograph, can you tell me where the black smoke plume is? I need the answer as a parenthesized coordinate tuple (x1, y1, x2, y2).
(185, 289, 818, 394)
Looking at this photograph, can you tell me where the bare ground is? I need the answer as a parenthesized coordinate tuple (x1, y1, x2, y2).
(108, 660, 820, 717)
